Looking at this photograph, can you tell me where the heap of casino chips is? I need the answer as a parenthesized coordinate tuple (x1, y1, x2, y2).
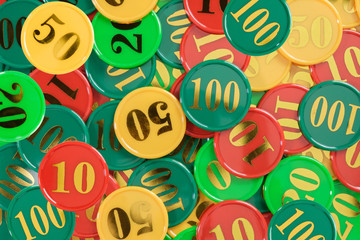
(0, 0, 360, 239)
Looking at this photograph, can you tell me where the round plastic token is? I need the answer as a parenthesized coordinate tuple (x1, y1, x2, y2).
(331, 140, 360, 192)
(97, 186, 168, 240)
(73, 176, 119, 238)
(92, 0, 157, 23)
(173, 226, 196, 240)
(214, 108, 285, 178)
(299, 81, 360, 151)
(156, 0, 191, 69)
(244, 52, 291, 91)
(180, 24, 250, 72)
(0, 209, 11, 239)
(21, 2, 94, 74)
(310, 30, 360, 91)
(330, 0, 360, 28)
(195, 139, 263, 202)
(114, 87, 186, 159)
(92, 11, 161, 69)
(128, 158, 198, 227)
(180, 60, 251, 131)
(87, 100, 145, 170)
(44, 0, 96, 14)
(18, 105, 89, 171)
(168, 189, 214, 237)
(85, 50, 156, 99)
(197, 200, 267, 240)
(0, 143, 38, 210)
(263, 155, 334, 214)
(258, 84, 312, 154)
(38, 141, 109, 211)
(329, 181, 360, 239)
(184, 0, 230, 34)
(0, 0, 41, 68)
(30, 69, 93, 121)
(268, 200, 336, 240)
(0, 71, 45, 142)
(223, 0, 291, 56)
(278, 0, 343, 65)
(7, 186, 75, 240)
(170, 73, 215, 138)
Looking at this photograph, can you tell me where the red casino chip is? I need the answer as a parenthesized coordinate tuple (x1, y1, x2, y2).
(30, 69, 93, 121)
(38, 141, 109, 211)
(170, 73, 215, 138)
(214, 108, 285, 179)
(180, 24, 250, 72)
(258, 84, 312, 154)
(197, 200, 267, 240)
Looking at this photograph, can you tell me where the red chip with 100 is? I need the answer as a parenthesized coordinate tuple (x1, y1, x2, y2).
(38, 141, 109, 211)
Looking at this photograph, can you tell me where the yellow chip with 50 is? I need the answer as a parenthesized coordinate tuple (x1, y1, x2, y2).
(21, 2, 94, 74)
(114, 87, 186, 159)
(279, 0, 343, 65)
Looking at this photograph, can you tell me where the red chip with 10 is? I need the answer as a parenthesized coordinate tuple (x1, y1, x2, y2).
(197, 200, 267, 240)
(257, 83, 312, 154)
(214, 107, 285, 178)
(38, 141, 109, 211)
